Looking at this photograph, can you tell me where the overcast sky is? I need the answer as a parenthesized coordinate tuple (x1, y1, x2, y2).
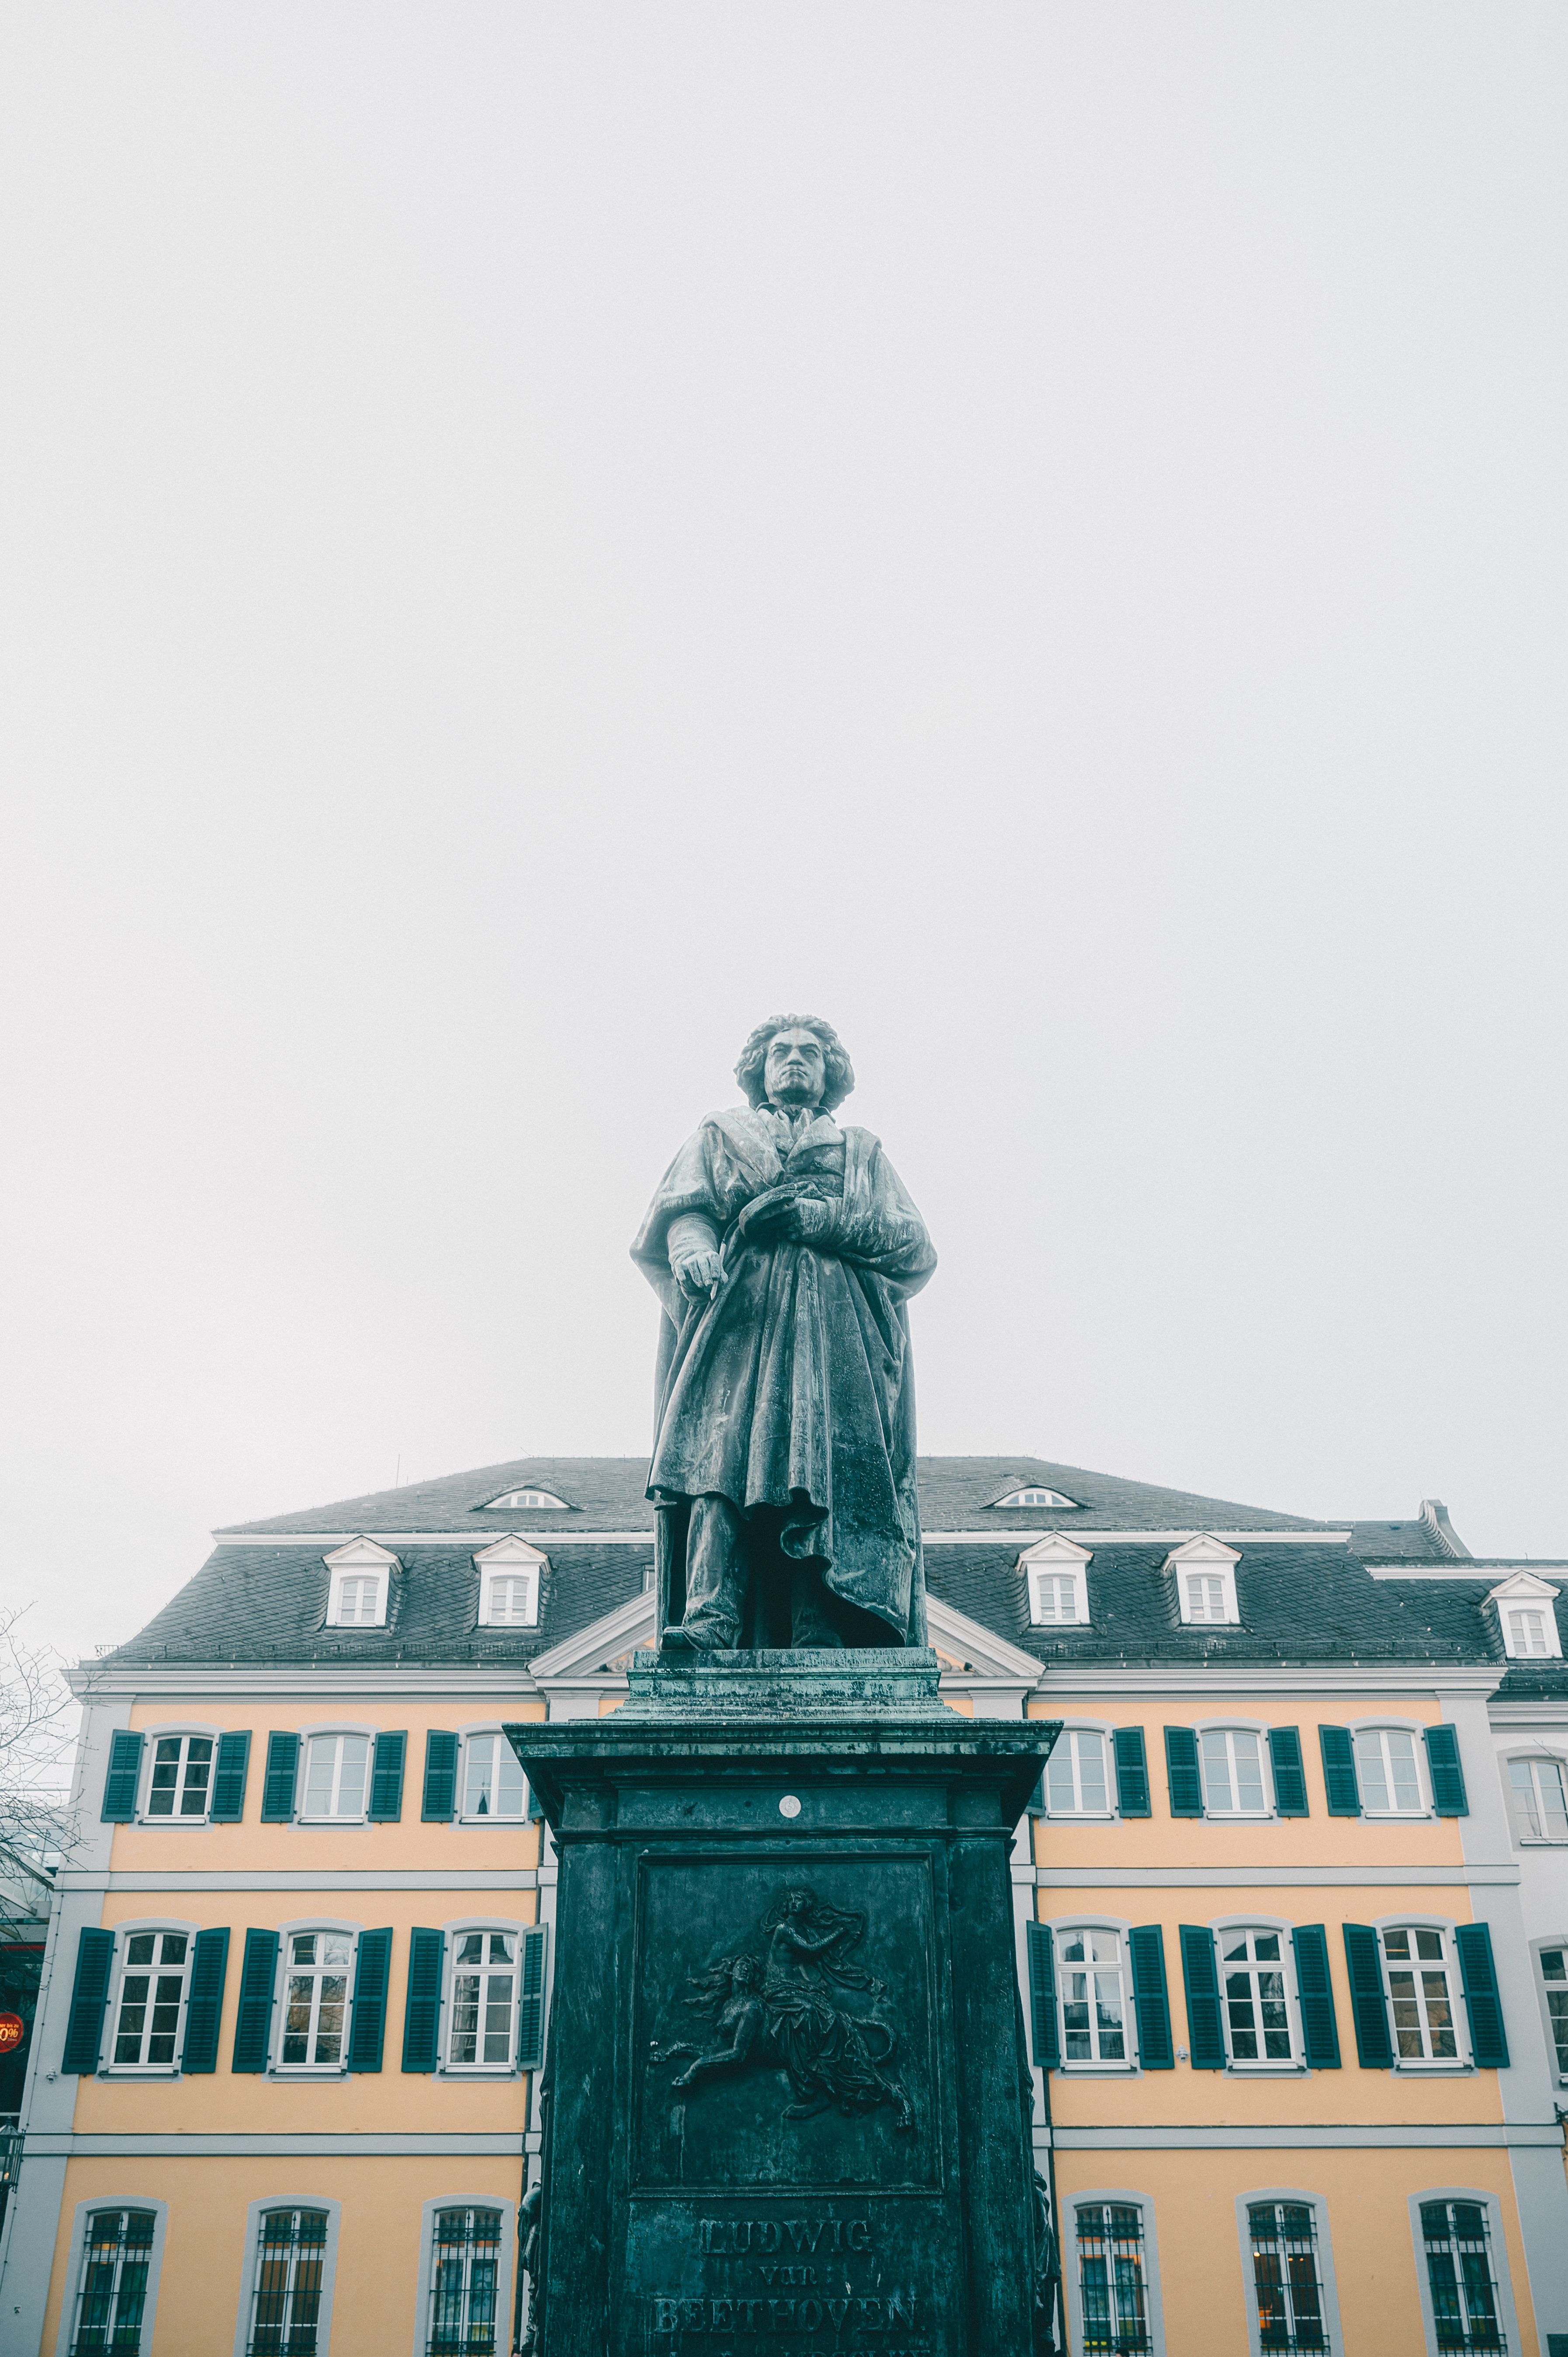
(3, 6, 1565, 1671)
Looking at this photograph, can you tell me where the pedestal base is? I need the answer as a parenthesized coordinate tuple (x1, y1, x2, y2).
(508, 1651, 1058, 2357)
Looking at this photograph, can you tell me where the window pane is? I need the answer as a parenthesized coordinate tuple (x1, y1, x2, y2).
(1511, 1760, 1543, 1838)
(1201, 1730, 1235, 1812)
(1232, 1734, 1265, 1812)
(303, 1741, 339, 1816)
(336, 1737, 369, 1816)
(1354, 1730, 1391, 1812)
(1540, 1764, 1568, 1840)
(1076, 1732, 1108, 1812)
(1076, 2204, 1149, 2356)
(1385, 1731, 1422, 1811)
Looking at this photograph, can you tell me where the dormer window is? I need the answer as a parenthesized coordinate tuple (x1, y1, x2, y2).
(1167, 1536, 1241, 1626)
(323, 1539, 397, 1629)
(1488, 1574, 1564, 1660)
(1019, 1536, 1092, 1627)
(474, 1536, 546, 1628)
(484, 1489, 570, 1511)
(993, 1487, 1079, 1510)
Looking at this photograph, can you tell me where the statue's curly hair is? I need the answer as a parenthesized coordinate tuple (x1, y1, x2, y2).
(734, 1015, 855, 1113)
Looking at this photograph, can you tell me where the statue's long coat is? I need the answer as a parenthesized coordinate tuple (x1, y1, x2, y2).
(630, 1106, 937, 1643)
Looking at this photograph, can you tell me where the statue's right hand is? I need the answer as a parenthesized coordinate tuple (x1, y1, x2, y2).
(673, 1248, 723, 1297)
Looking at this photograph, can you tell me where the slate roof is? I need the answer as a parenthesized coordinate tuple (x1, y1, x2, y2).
(104, 1542, 651, 1669)
(928, 1545, 1478, 1667)
(1377, 1576, 1568, 1698)
(100, 1449, 1551, 1678)
(220, 1454, 1334, 1539)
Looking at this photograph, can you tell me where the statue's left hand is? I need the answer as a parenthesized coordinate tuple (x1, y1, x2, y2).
(743, 1193, 831, 1246)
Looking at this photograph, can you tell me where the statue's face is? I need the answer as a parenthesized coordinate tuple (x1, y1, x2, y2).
(786, 1890, 810, 1917)
(764, 1028, 826, 1111)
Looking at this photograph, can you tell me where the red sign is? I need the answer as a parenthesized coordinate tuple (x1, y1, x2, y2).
(0, 2014, 23, 2053)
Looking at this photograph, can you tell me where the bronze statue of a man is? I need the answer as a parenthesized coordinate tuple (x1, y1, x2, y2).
(631, 1016, 936, 1651)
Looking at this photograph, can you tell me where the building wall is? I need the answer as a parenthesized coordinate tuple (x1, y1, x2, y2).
(10, 1684, 546, 2357)
(1030, 1680, 1566, 2357)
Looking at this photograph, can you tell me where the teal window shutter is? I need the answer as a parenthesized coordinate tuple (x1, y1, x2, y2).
(1424, 1725, 1469, 1816)
(422, 1730, 459, 1822)
(402, 1929, 445, 2073)
(1179, 1925, 1227, 2068)
(1456, 1923, 1509, 2067)
(1164, 1727, 1203, 1817)
(517, 1926, 549, 2071)
(100, 1730, 144, 1822)
(1113, 1728, 1151, 1817)
(1319, 1726, 1361, 1816)
(368, 1732, 407, 1823)
(181, 1928, 231, 2072)
(1342, 1925, 1394, 2068)
(209, 1733, 251, 1823)
(61, 1927, 116, 2073)
(260, 1732, 300, 1823)
(1128, 1925, 1173, 2069)
(1267, 1728, 1309, 1816)
(232, 1929, 280, 2072)
(1027, 1924, 1058, 2069)
(347, 1929, 393, 2072)
(1291, 1926, 1340, 2067)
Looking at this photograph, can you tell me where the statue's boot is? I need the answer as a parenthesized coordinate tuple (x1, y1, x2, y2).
(789, 1560, 844, 1648)
(668, 1494, 746, 1650)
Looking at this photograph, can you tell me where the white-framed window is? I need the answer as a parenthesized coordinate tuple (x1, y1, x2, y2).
(322, 1537, 397, 1629)
(107, 1926, 194, 2071)
(1488, 1574, 1563, 1660)
(141, 1732, 215, 1821)
(473, 1536, 546, 1628)
(1382, 1926, 1462, 2065)
(277, 1928, 357, 2069)
(994, 1486, 1079, 1510)
(1508, 1755, 1568, 1843)
(1055, 1925, 1131, 2067)
(67, 2204, 164, 2357)
(1073, 2199, 1155, 2356)
(460, 1732, 529, 1822)
(1535, 1944, 1568, 2081)
(1021, 1536, 1092, 1627)
(1237, 2191, 1342, 2357)
(446, 1930, 521, 2069)
(1353, 1726, 1427, 1816)
(1046, 1728, 1113, 1816)
(424, 2205, 505, 2357)
(1414, 2194, 1512, 2356)
(244, 2208, 329, 2357)
(1199, 1727, 1271, 1817)
(1219, 1928, 1295, 2066)
(300, 1732, 371, 1822)
(485, 1489, 569, 1511)
(1167, 1536, 1241, 1626)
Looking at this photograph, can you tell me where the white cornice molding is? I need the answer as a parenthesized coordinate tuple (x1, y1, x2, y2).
(209, 1525, 1353, 1552)
(1034, 1663, 1505, 1698)
(212, 1529, 657, 1549)
(1367, 1564, 1568, 1583)
(925, 1596, 1048, 1683)
(527, 1590, 654, 1682)
(68, 1664, 545, 1701)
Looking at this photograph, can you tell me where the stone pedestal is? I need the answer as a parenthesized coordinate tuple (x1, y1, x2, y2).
(508, 1650, 1057, 2357)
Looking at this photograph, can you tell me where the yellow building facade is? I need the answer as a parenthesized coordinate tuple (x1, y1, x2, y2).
(4, 1455, 1567, 2357)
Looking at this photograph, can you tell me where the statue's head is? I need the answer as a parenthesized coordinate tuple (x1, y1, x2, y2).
(783, 1887, 815, 1919)
(735, 1016, 855, 1115)
(731, 1955, 764, 1990)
